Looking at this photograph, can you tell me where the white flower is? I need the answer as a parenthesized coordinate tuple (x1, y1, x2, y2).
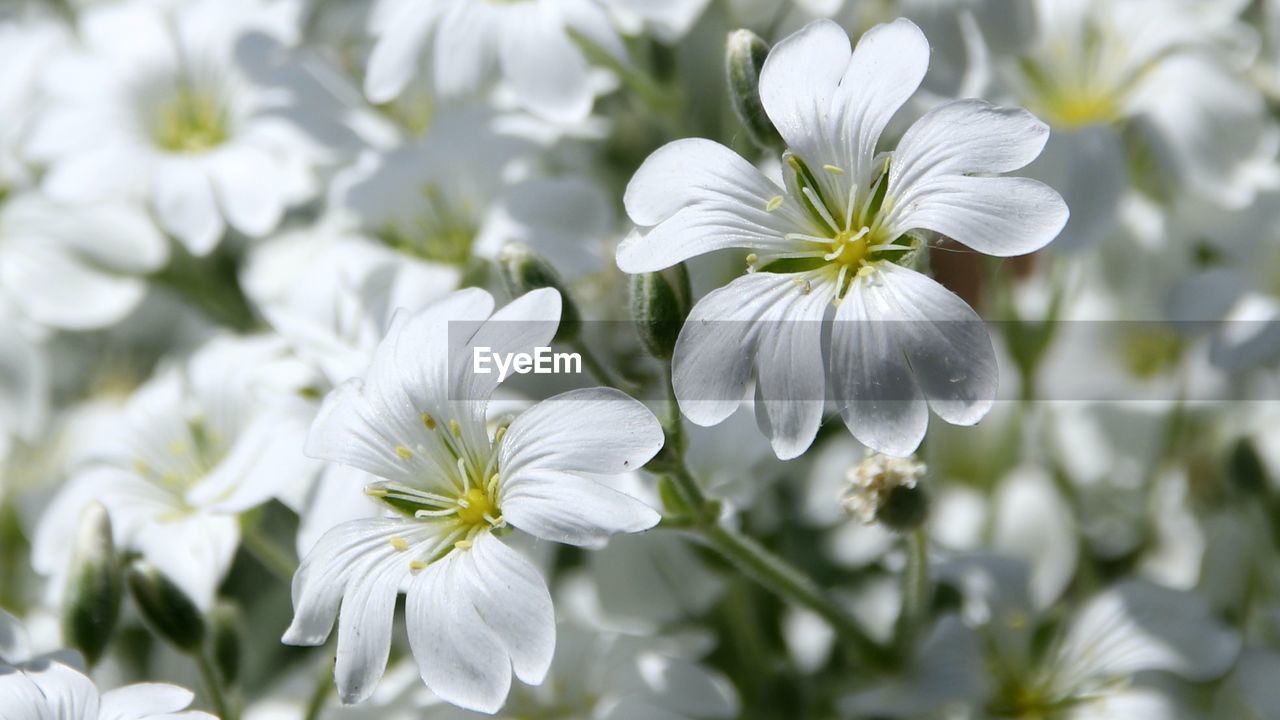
(1015, 0, 1278, 248)
(25, 0, 349, 255)
(364, 0, 626, 123)
(33, 334, 320, 610)
(333, 109, 613, 278)
(284, 288, 664, 712)
(0, 192, 167, 330)
(619, 19, 1067, 458)
(0, 16, 67, 191)
(0, 610, 215, 720)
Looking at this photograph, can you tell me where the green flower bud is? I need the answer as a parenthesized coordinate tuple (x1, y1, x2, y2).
(1229, 437, 1268, 495)
(726, 29, 784, 153)
(209, 602, 242, 687)
(629, 264, 692, 361)
(496, 242, 581, 341)
(126, 561, 205, 652)
(61, 502, 122, 666)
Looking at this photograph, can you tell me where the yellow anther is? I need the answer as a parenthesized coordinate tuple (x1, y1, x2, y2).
(765, 195, 784, 212)
(409, 560, 428, 571)
(421, 412, 436, 430)
(823, 164, 845, 175)
(493, 425, 508, 444)
(449, 419, 462, 437)
(745, 253, 758, 265)
(364, 486, 389, 497)
(389, 536, 408, 552)
(133, 459, 150, 475)
(454, 539, 473, 550)
(395, 445, 413, 459)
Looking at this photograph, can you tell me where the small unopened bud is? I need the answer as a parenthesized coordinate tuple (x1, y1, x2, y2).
(1229, 437, 1268, 495)
(209, 602, 242, 686)
(841, 453, 930, 531)
(497, 242, 581, 341)
(630, 264, 692, 360)
(126, 561, 205, 652)
(61, 502, 122, 666)
(726, 29, 784, 152)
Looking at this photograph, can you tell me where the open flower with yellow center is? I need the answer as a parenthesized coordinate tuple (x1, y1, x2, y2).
(1014, 0, 1277, 248)
(284, 288, 664, 713)
(25, 0, 351, 255)
(31, 335, 320, 611)
(618, 18, 1067, 458)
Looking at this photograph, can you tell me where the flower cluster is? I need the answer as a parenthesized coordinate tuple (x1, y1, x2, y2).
(3, 0, 1280, 718)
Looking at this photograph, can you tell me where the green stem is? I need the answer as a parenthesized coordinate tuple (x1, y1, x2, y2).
(195, 648, 235, 720)
(240, 524, 297, 584)
(894, 528, 931, 656)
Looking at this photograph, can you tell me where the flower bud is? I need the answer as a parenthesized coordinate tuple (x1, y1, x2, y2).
(496, 242, 581, 341)
(630, 264, 692, 361)
(1229, 437, 1268, 495)
(209, 602, 242, 686)
(61, 502, 122, 666)
(841, 453, 930, 532)
(126, 561, 205, 652)
(726, 29, 784, 152)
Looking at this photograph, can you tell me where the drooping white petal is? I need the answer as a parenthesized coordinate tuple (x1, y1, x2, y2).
(406, 549, 512, 714)
(460, 533, 555, 685)
(98, 683, 193, 720)
(830, 269, 928, 457)
(132, 511, 240, 612)
(334, 543, 409, 704)
(870, 262, 997, 426)
(283, 518, 419, 647)
(0, 662, 100, 719)
(673, 272, 804, 428)
(619, 142, 811, 272)
(753, 274, 836, 459)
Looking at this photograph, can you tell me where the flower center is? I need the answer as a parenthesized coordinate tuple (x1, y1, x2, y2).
(454, 486, 496, 526)
(152, 82, 230, 153)
(1020, 23, 1140, 130)
(828, 226, 871, 268)
(376, 184, 477, 265)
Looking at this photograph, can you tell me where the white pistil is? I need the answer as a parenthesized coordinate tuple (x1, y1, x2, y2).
(801, 186, 840, 234)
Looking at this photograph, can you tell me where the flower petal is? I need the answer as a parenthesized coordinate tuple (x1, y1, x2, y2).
(890, 175, 1068, 257)
(1, 242, 147, 331)
(673, 272, 802, 427)
(761, 19, 928, 189)
(502, 470, 661, 548)
(99, 684, 193, 720)
(406, 550, 512, 714)
(619, 138, 805, 273)
(500, 387, 664, 477)
(462, 534, 555, 685)
(207, 145, 286, 238)
(153, 159, 224, 256)
(498, 3, 592, 122)
(753, 276, 835, 459)
(830, 270, 929, 456)
(365, 2, 439, 103)
(869, 263, 997, 427)
(890, 100, 1050, 185)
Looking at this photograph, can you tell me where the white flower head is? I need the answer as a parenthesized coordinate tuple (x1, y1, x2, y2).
(0, 192, 167, 331)
(364, 0, 627, 123)
(33, 334, 320, 610)
(285, 287, 664, 713)
(620, 19, 1068, 458)
(0, 660, 215, 720)
(26, 0, 349, 255)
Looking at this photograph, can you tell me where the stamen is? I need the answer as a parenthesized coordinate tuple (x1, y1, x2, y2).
(823, 164, 845, 175)
(389, 537, 408, 551)
(765, 195, 784, 212)
(448, 419, 462, 437)
(395, 445, 413, 459)
(802, 187, 840, 234)
(454, 539, 473, 550)
(409, 560, 428, 571)
(365, 487, 389, 497)
(414, 508, 458, 518)
(745, 253, 758, 265)
(421, 412, 436, 430)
